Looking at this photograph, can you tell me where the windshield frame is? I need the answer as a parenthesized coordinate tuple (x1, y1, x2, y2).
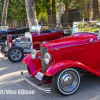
(72, 21, 100, 35)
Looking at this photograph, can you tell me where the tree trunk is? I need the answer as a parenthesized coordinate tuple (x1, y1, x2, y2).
(84, 1, 90, 21)
(92, 0, 99, 20)
(65, 3, 68, 28)
(46, 0, 52, 28)
(1, 0, 9, 26)
(52, 0, 56, 28)
(25, 0, 38, 31)
(99, 1, 100, 18)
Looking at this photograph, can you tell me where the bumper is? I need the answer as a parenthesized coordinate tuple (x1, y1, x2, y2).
(21, 72, 51, 93)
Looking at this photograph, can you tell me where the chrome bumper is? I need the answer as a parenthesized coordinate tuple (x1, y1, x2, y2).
(21, 72, 51, 93)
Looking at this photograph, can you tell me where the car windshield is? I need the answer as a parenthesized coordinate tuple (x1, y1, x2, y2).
(31, 26, 41, 33)
(73, 21, 100, 35)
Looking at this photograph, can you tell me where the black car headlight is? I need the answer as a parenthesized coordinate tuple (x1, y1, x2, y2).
(44, 53, 51, 64)
(31, 49, 38, 59)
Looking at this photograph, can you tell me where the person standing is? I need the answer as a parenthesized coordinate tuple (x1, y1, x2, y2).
(55, 24, 60, 29)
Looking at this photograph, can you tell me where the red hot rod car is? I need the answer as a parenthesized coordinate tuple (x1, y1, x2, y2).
(1, 26, 71, 63)
(21, 21, 100, 95)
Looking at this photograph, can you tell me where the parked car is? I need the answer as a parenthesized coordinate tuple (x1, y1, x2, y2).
(1, 26, 71, 63)
(0, 26, 29, 42)
(21, 21, 100, 95)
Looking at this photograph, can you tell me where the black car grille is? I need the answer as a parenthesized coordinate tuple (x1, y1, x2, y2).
(40, 47, 50, 73)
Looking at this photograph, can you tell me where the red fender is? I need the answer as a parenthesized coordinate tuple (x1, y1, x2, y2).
(23, 54, 42, 76)
(45, 60, 100, 77)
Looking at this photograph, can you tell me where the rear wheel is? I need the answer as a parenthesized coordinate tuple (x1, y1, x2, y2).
(7, 46, 24, 63)
(52, 68, 80, 95)
(1, 44, 8, 56)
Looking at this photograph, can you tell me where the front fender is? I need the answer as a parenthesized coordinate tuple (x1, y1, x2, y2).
(45, 60, 100, 77)
(23, 54, 42, 76)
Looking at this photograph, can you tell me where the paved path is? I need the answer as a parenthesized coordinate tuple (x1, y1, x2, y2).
(0, 46, 100, 100)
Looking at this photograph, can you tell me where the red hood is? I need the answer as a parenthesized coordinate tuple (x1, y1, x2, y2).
(42, 32, 97, 49)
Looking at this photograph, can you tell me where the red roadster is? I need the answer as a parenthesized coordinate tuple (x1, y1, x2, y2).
(1, 26, 71, 63)
(21, 21, 100, 95)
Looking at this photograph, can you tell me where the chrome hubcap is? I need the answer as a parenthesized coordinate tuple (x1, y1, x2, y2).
(10, 49, 21, 60)
(59, 70, 79, 93)
(61, 74, 73, 87)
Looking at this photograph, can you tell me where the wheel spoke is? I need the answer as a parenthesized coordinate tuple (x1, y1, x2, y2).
(10, 49, 21, 60)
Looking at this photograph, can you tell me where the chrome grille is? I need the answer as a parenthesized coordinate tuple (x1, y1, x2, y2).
(40, 47, 50, 73)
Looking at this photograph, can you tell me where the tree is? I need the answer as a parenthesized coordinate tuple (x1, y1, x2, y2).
(59, 0, 91, 27)
(0, 0, 4, 20)
(52, 0, 56, 27)
(1, 0, 9, 26)
(6, 0, 27, 27)
(61, 0, 70, 27)
(92, 0, 99, 20)
(25, 0, 38, 31)
(7, 0, 27, 20)
(46, 0, 52, 27)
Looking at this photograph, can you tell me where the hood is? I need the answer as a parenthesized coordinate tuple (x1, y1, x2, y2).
(42, 32, 97, 49)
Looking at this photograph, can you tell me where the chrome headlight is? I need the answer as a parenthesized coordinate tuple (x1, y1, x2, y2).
(44, 53, 51, 64)
(31, 49, 38, 59)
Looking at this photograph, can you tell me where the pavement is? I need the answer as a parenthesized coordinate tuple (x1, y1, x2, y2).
(0, 45, 100, 100)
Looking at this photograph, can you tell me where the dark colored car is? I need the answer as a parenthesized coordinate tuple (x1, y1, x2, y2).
(0, 27, 29, 42)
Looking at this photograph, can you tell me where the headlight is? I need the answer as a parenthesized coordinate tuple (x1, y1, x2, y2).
(44, 53, 51, 64)
(31, 49, 38, 59)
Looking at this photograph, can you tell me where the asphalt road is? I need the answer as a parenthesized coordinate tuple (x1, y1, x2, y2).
(0, 46, 100, 100)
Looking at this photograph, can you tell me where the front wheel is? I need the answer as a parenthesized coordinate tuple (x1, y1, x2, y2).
(52, 68, 80, 95)
(7, 46, 24, 63)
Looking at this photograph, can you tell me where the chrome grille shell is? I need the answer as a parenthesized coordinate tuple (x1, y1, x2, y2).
(40, 47, 50, 73)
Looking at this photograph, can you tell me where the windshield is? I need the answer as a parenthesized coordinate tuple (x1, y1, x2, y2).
(31, 26, 41, 33)
(73, 21, 100, 35)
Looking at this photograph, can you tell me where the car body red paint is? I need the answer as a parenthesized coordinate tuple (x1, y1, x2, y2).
(3, 29, 70, 57)
(2, 29, 72, 63)
(24, 32, 100, 77)
(22, 21, 100, 95)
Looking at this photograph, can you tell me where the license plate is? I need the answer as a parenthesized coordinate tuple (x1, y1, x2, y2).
(35, 72, 44, 81)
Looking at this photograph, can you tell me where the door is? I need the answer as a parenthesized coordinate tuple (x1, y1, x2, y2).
(89, 37, 100, 68)
(32, 35, 41, 50)
(40, 32, 50, 43)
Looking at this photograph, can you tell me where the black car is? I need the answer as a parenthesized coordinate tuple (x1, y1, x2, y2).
(0, 28, 29, 42)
